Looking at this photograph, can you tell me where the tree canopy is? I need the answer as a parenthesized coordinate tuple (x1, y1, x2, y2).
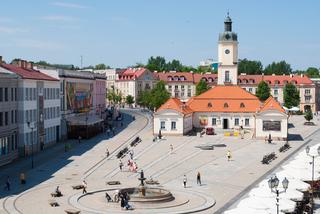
(264, 61, 292, 75)
(137, 81, 170, 110)
(125, 95, 134, 106)
(305, 67, 319, 78)
(238, 58, 263, 74)
(95, 63, 110, 70)
(283, 83, 300, 108)
(304, 110, 313, 122)
(255, 81, 271, 101)
(196, 79, 210, 96)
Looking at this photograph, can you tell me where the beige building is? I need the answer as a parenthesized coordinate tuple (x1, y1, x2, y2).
(154, 14, 288, 140)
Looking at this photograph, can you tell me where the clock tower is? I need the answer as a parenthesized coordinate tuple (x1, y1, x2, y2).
(217, 14, 238, 85)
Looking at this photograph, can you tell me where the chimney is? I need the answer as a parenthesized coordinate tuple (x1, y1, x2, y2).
(300, 73, 304, 77)
(26, 62, 33, 69)
(22, 60, 27, 68)
(0, 56, 2, 65)
(190, 71, 193, 73)
(154, 70, 158, 73)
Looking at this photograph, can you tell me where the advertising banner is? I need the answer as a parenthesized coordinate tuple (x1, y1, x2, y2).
(67, 82, 93, 112)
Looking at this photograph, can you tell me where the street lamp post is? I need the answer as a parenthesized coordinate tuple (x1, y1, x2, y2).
(86, 111, 89, 139)
(268, 175, 289, 214)
(27, 121, 35, 169)
(305, 145, 320, 212)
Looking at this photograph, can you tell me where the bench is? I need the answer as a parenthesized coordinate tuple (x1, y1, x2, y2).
(116, 147, 129, 159)
(261, 152, 277, 164)
(146, 179, 159, 185)
(51, 192, 63, 197)
(279, 143, 291, 153)
(130, 136, 141, 147)
(65, 209, 81, 214)
(72, 185, 84, 190)
(106, 181, 121, 185)
(48, 199, 59, 207)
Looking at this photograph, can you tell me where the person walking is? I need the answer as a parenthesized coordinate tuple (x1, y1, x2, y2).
(106, 148, 110, 157)
(226, 150, 232, 161)
(119, 160, 123, 171)
(183, 175, 187, 188)
(82, 180, 87, 194)
(170, 144, 173, 154)
(5, 176, 10, 191)
(20, 172, 26, 185)
(197, 172, 201, 186)
(78, 136, 81, 144)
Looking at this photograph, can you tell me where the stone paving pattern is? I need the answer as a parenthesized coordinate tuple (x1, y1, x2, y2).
(0, 109, 319, 214)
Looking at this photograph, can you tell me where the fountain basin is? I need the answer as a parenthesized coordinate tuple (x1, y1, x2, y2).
(120, 187, 174, 203)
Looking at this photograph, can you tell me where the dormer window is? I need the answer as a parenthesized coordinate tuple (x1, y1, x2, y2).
(291, 80, 297, 84)
(283, 80, 288, 85)
(240, 103, 245, 108)
(167, 76, 173, 81)
(201, 77, 207, 82)
(208, 77, 213, 82)
(207, 102, 212, 108)
(180, 76, 185, 81)
(275, 80, 280, 85)
(224, 103, 229, 108)
(174, 76, 179, 81)
(249, 79, 255, 84)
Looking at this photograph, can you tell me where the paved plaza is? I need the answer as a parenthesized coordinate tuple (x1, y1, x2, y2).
(0, 109, 319, 214)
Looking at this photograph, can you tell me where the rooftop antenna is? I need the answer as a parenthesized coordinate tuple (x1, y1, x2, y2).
(80, 55, 83, 69)
(227, 10, 230, 17)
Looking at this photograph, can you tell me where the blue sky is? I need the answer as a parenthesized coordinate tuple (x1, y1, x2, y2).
(0, 0, 319, 70)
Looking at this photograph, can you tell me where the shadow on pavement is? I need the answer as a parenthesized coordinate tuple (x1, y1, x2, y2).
(288, 134, 304, 141)
(0, 111, 136, 199)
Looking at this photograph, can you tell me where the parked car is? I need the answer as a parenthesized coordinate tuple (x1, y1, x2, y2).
(206, 127, 215, 135)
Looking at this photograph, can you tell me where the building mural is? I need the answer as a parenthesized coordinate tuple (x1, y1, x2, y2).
(67, 82, 93, 112)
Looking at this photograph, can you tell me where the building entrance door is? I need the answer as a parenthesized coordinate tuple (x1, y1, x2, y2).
(223, 119, 228, 129)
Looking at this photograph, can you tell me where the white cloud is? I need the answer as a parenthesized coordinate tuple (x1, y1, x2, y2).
(0, 26, 27, 34)
(51, 2, 88, 9)
(41, 15, 77, 22)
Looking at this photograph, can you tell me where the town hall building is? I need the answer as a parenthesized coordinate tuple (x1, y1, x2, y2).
(153, 15, 288, 140)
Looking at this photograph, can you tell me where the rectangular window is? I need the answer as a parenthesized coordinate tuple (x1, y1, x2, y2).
(171, 121, 176, 130)
(0, 112, 3, 126)
(5, 112, 8, 125)
(235, 118, 239, 126)
(4, 88, 8, 101)
(245, 118, 250, 126)
(212, 118, 216, 125)
(11, 110, 14, 124)
(160, 121, 165, 130)
(15, 88, 17, 101)
(25, 88, 28, 100)
(225, 71, 230, 83)
(274, 89, 278, 95)
(305, 89, 310, 95)
(0, 88, 3, 101)
(305, 96, 311, 102)
(248, 88, 252, 93)
(263, 120, 281, 131)
(15, 110, 17, 123)
(11, 88, 13, 101)
(274, 97, 278, 101)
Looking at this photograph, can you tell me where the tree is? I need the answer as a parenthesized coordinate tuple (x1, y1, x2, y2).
(305, 67, 319, 78)
(196, 79, 209, 96)
(255, 81, 271, 101)
(283, 83, 300, 108)
(167, 59, 182, 71)
(137, 91, 152, 109)
(107, 90, 122, 104)
(95, 64, 110, 70)
(150, 81, 170, 109)
(146, 56, 167, 71)
(264, 61, 292, 75)
(238, 58, 263, 74)
(304, 110, 313, 122)
(126, 95, 134, 106)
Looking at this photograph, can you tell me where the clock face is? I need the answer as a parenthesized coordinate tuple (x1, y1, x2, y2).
(225, 49, 230, 54)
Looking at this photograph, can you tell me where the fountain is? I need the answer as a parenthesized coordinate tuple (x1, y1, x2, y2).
(119, 170, 174, 203)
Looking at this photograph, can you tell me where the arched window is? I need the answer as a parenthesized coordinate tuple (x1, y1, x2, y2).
(201, 77, 207, 82)
(224, 103, 229, 108)
(240, 102, 245, 108)
(225, 71, 230, 82)
(207, 102, 212, 108)
(208, 77, 213, 82)
(238, 79, 242, 84)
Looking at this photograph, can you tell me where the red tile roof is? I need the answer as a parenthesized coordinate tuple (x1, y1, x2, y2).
(117, 68, 148, 81)
(157, 72, 194, 83)
(157, 98, 193, 115)
(259, 96, 285, 113)
(0, 63, 58, 81)
(239, 74, 313, 86)
(187, 86, 262, 112)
